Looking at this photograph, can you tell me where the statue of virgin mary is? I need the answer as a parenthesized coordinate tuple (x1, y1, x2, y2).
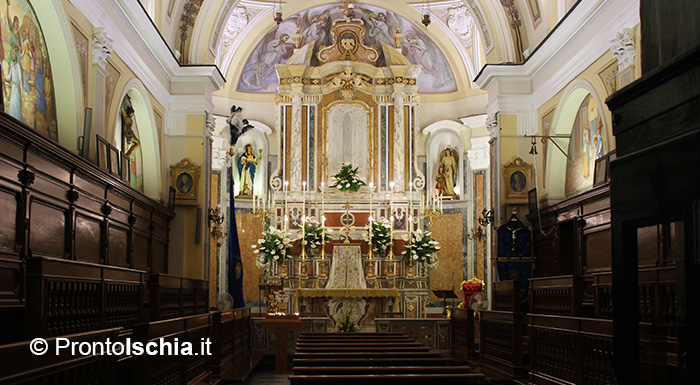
(237, 144, 259, 196)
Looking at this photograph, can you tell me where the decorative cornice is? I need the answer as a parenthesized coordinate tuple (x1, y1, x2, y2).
(610, 27, 636, 72)
(91, 27, 113, 71)
(474, 0, 640, 114)
(73, 0, 225, 107)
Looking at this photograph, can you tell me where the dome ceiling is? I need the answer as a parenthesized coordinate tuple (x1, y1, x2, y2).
(236, 3, 458, 94)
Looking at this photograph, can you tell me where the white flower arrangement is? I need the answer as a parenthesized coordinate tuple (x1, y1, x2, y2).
(300, 217, 332, 252)
(330, 163, 366, 192)
(362, 217, 392, 256)
(402, 228, 440, 270)
(252, 226, 292, 271)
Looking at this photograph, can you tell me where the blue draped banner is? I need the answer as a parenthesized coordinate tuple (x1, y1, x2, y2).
(228, 167, 245, 308)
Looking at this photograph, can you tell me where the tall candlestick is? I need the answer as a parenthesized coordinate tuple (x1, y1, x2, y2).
(409, 182, 413, 231)
(369, 182, 374, 242)
(302, 181, 306, 215)
(284, 180, 289, 232)
(389, 181, 395, 218)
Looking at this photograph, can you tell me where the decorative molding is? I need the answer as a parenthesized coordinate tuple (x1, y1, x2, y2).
(486, 113, 499, 139)
(178, 0, 204, 43)
(91, 27, 113, 71)
(73, 0, 225, 107)
(499, 0, 524, 62)
(517, 111, 537, 136)
(467, 136, 490, 171)
(166, 112, 187, 136)
(610, 27, 636, 88)
(475, 0, 640, 114)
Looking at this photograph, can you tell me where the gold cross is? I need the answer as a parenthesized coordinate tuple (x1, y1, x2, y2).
(338, 0, 356, 17)
(343, 202, 352, 243)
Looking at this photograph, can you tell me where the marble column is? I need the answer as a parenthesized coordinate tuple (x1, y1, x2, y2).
(392, 84, 405, 189)
(290, 90, 303, 190)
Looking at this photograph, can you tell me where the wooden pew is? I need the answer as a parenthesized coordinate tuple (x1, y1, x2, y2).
(149, 274, 209, 321)
(293, 357, 459, 367)
(293, 366, 473, 375)
(210, 307, 257, 382)
(288, 373, 487, 385)
(25, 256, 146, 338)
(0, 328, 121, 384)
(131, 314, 212, 385)
(294, 351, 443, 359)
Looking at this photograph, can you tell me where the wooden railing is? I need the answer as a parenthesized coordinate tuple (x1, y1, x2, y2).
(593, 266, 679, 326)
(529, 314, 613, 385)
(493, 280, 521, 312)
(211, 307, 253, 381)
(0, 328, 121, 384)
(132, 314, 212, 385)
(25, 256, 146, 337)
(530, 275, 584, 316)
(149, 274, 209, 321)
(450, 307, 475, 362)
(479, 310, 525, 381)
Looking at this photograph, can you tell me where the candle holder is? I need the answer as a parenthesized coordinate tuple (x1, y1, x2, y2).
(366, 244, 375, 278)
(318, 238, 328, 278)
(279, 260, 288, 278)
(253, 207, 273, 227)
(406, 257, 415, 278)
(421, 207, 443, 227)
(386, 241, 395, 278)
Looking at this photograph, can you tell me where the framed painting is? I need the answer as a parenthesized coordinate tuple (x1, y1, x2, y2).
(120, 153, 131, 182)
(109, 145, 120, 176)
(96, 135, 110, 171)
(503, 157, 532, 204)
(593, 153, 610, 187)
(169, 157, 201, 205)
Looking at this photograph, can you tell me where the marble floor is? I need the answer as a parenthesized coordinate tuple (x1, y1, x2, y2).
(242, 355, 291, 385)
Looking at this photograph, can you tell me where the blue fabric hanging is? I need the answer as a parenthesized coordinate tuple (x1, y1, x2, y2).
(228, 167, 245, 308)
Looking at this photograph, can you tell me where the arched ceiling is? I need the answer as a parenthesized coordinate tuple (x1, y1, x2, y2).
(166, 0, 545, 100)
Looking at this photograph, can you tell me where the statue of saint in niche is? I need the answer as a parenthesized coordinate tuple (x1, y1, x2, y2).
(238, 144, 260, 196)
(437, 147, 458, 197)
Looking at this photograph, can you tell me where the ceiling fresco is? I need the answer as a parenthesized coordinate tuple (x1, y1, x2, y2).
(236, 2, 457, 94)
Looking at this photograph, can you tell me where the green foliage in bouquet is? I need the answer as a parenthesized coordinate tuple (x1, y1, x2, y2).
(402, 229, 440, 270)
(362, 217, 392, 256)
(336, 309, 359, 333)
(301, 217, 332, 252)
(252, 226, 292, 271)
(331, 163, 366, 192)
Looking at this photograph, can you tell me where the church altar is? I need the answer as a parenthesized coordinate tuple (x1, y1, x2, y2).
(250, 9, 456, 328)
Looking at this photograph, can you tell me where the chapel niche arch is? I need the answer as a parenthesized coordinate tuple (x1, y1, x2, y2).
(546, 79, 611, 200)
(423, 120, 465, 199)
(230, 122, 271, 198)
(110, 79, 162, 199)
